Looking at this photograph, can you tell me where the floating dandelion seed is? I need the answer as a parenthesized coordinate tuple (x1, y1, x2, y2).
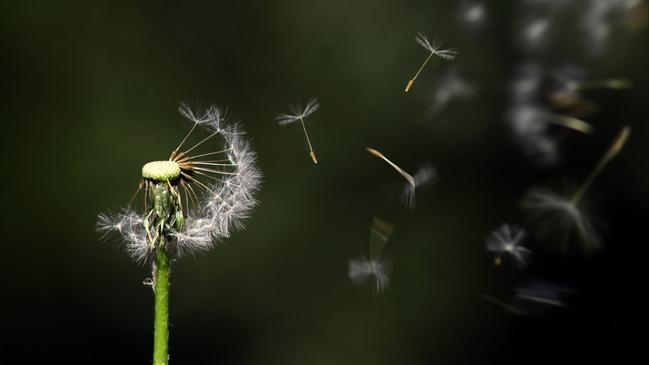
(402, 164, 436, 210)
(97, 102, 261, 365)
(550, 74, 633, 111)
(482, 280, 571, 316)
(486, 224, 531, 269)
(515, 279, 571, 309)
(366, 147, 436, 210)
(276, 98, 320, 164)
(481, 294, 527, 316)
(405, 32, 457, 93)
(523, 126, 630, 253)
(349, 217, 394, 294)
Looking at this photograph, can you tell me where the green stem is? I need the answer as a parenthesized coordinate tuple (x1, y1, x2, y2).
(153, 248, 171, 365)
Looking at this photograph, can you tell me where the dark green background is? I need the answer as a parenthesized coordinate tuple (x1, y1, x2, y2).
(1, 1, 647, 364)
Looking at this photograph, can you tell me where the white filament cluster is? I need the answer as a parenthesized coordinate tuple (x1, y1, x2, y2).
(98, 104, 262, 262)
(486, 224, 532, 269)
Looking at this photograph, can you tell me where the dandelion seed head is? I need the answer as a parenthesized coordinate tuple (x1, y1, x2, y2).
(98, 103, 262, 262)
(523, 188, 601, 253)
(486, 224, 531, 269)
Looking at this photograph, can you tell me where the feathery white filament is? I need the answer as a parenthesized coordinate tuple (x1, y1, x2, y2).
(486, 224, 531, 268)
(98, 104, 262, 262)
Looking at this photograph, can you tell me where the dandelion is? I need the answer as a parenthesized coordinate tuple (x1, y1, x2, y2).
(523, 126, 630, 253)
(366, 147, 436, 210)
(486, 224, 532, 268)
(276, 98, 320, 164)
(97, 102, 261, 365)
(349, 217, 394, 294)
(405, 32, 457, 93)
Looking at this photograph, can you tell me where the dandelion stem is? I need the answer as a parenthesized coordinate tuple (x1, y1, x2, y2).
(405, 52, 433, 92)
(153, 248, 171, 365)
(571, 126, 631, 205)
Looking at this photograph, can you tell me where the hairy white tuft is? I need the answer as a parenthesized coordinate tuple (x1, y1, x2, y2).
(415, 32, 458, 60)
(486, 224, 532, 268)
(276, 98, 320, 125)
(523, 188, 601, 253)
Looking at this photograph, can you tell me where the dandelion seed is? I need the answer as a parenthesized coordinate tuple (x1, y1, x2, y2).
(366, 147, 436, 210)
(405, 32, 457, 93)
(481, 294, 527, 316)
(401, 164, 436, 210)
(276, 98, 320, 164)
(482, 280, 571, 316)
(514, 279, 572, 314)
(349, 217, 394, 294)
(523, 126, 631, 253)
(486, 224, 531, 269)
(550, 72, 633, 110)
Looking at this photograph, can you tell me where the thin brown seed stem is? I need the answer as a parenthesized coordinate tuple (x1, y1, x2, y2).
(128, 181, 144, 207)
(193, 167, 238, 176)
(571, 126, 631, 205)
(191, 161, 238, 167)
(549, 114, 594, 134)
(185, 183, 200, 205)
(184, 130, 220, 155)
(175, 122, 199, 155)
(187, 149, 232, 160)
(366, 147, 415, 187)
(406, 52, 434, 93)
(299, 117, 318, 164)
(193, 170, 224, 181)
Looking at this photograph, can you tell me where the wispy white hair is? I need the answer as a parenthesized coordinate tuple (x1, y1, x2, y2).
(98, 104, 262, 262)
(349, 256, 392, 294)
(486, 224, 532, 268)
(276, 98, 320, 125)
(523, 188, 601, 254)
(402, 164, 437, 210)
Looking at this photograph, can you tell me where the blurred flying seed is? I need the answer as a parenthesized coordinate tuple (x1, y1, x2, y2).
(485, 224, 532, 269)
(369, 216, 394, 261)
(349, 216, 395, 294)
(367, 147, 436, 210)
(523, 126, 631, 253)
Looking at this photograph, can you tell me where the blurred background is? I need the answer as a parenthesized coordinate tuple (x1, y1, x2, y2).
(1, 0, 647, 364)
